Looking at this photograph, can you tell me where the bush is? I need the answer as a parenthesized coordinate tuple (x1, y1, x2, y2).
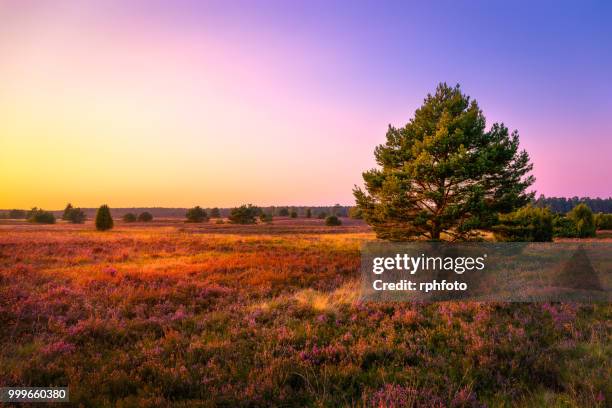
(348, 206, 363, 219)
(66, 208, 86, 224)
(27, 208, 56, 224)
(61, 203, 74, 220)
(278, 208, 289, 216)
(595, 212, 612, 230)
(317, 211, 327, 219)
(553, 215, 578, 238)
(123, 213, 137, 223)
(215, 219, 224, 224)
(259, 213, 273, 223)
(186, 206, 207, 223)
(568, 203, 596, 238)
(305, 208, 312, 218)
(210, 207, 221, 218)
(229, 204, 259, 224)
(492, 206, 553, 242)
(95, 205, 114, 231)
(138, 212, 153, 222)
(290, 210, 298, 218)
(325, 215, 342, 226)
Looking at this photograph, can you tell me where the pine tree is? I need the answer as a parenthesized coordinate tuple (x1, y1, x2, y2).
(62, 203, 74, 220)
(354, 83, 534, 241)
(95, 205, 114, 231)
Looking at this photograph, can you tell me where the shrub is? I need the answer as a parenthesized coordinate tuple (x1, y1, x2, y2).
(553, 215, 578, 238)
(325, 215, 342, 226)
(186, 206, 207, 223)
(278, 208, 289, 216)
(259, 213, 273, 223)
(27, 208, 56, 224)
(61, 203, 74, 220)
(229, 204, 259, 224)
(305, 208, 312, 218)
(595, 212, 612, 230)
(493, 206, 553, 242)
(123, 213, 137, 223)
(95, 205, 114, 231)
(66, 208, 86, 224)
(348, 206, 363, 219)
(568, 203, 596, 238)
(290, 210, 298, 218)
(138, 212, 153, 222)
(210, 207, 221, 218)
(8, 209, 27, 219)
(317, 211, 327, 219)
(215, 219, 224, 224)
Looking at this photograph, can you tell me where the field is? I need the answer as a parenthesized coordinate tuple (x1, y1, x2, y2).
(0, 219, 610, 407)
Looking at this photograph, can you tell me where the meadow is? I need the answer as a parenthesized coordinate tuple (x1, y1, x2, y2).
(0, 218, 610, 407)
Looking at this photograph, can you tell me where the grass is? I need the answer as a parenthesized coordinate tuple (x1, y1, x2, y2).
(0, 219, 610, 407)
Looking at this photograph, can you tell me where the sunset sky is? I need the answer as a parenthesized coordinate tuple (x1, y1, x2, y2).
(1, 1, 611, 209)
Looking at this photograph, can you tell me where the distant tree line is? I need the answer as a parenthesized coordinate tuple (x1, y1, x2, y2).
(534, 195, 612, 213)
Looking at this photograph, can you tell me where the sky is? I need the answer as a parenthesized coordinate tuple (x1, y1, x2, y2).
(1, 0, 611, 209)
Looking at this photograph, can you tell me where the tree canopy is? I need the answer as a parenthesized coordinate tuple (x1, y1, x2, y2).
(354, 83, 534, 241)
(95, 205, 114, 231)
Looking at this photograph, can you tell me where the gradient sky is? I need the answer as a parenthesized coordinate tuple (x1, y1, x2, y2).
(1, 0, 611, 209)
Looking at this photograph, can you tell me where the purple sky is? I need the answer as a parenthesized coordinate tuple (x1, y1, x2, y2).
(1, 1, 610, 208)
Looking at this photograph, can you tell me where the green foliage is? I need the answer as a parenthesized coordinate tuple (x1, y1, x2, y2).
(325, 215, 342, 226)
(61, 203, 74, 220)
(123, 213, 137, 223)
(259, 212, 273, 223)
(290, 210, 298, 218)
(229, 204, 260, 224)
(493, 206, 553, 242)
(278, 208, 290, 216)
(138, 212, 153, 222)
(305, 208, 312, 218)
(210, 207, 221, 218)
(348, 206, 363, 219)
(186, 206, 207, 223)
(8, 209, 27, 219)
(354, 83, 534, 241)
(594, 212, 612, 230)
(317, 211, 327, 219)
(553, 215, 578, 238)
(27, 207, 56, 224)
(568, 203, 596, 238)
(95, 205, 114, 231)
(66, 207, 86, 224)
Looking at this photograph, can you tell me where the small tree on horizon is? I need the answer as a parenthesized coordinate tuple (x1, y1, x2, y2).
(67, 207, 86, 224)
(62, 203, 74, 220)
(229, 204, 259, 224)
(210, 207, 221, 218)
(325, 215, 342, 226)
(354, 83, 534, 241)
(305, 208, 312, 218)
(27, 208, 56, 224)
(186, 206, 207, 223)
(123, 213, 137, 223)
(138, 212, 153, 222)
(290, 210, 298, 218)
(95, 205, 113, 231)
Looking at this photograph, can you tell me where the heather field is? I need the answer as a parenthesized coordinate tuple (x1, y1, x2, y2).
(0, 219, 610, 407)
